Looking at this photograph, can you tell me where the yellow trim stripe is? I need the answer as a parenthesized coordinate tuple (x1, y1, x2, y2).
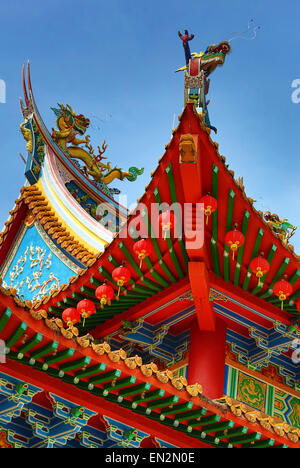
(36, 177, 103, 255)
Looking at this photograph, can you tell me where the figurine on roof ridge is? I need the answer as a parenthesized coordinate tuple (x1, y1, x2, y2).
(178, 30, 194, 65)
(264, 211, 297, 245)
(176, 30, 231, 133)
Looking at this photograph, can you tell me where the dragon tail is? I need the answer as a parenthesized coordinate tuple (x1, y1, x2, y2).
(101, 167, 144, 185)
(124, 167, 144, 182)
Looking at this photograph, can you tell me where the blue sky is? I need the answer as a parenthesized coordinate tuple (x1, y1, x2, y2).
(1, 0, 300, 250)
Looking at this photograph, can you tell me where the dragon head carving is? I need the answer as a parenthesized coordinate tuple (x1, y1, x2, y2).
(51, 103, 90, 134)
(176, 40, 231, 75)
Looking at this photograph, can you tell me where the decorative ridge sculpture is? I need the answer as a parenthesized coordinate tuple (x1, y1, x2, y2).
(19, 62, 144, 188)
(176, 30, 231, 133)
(51, 103, 144, 185)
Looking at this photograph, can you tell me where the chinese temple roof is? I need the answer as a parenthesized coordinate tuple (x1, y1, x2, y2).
(0, 292, 299, 448)
(31, 102, 300, 333)
(0, 42, 300, 448)
(1, 92, 300, 377)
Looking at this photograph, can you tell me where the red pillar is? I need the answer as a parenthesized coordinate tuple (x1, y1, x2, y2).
(187, 316, 227, 399)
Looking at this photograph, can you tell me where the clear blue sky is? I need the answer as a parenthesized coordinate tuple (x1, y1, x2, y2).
(1, 0, 300, 250)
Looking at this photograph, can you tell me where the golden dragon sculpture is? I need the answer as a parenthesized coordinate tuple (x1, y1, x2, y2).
(20, 119, 33, 153)
(51, 104, 143, 185)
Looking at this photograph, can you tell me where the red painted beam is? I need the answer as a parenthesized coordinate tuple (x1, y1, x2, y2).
(210, 272, 293, 327)
(213, 298, 275, 337)
(188, 261, 215, 331)
(93, 277, 190, 339)
(188, 317, 227, 399)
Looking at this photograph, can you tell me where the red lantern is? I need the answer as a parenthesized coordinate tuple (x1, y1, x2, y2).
(158, 211, 177, 240)
(250, 255, 270, 286)
(199, 194, 218, 225)
(133, 239, 152, 268)
(112, 264, 131, 297)
(225, 224, 245, 260)
(273, 278, 293, 310)
(77, 299, 96, 326)
(296, 299, 300, 313)
(95, 283, 115, 308)
(62, 307, 81, 328)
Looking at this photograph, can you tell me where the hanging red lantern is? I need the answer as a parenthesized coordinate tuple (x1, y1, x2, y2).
(225, 223, 245, 260)
(112, 264, 131, 297)
(273, 277, 293, 310)
(95, 283, 115, 308)
(158, 211, 177, 240)
(250, 254, 270, 286)
(296, 299, 300, 313)
(77, 299, 96, 326)
(199, 194, 218, 225)
(133, 239, 152, 268)
(62, 307, 81, 328)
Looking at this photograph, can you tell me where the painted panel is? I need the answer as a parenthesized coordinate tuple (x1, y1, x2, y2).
(0, 221, 82, 301)
(274, 390, 300, 427)
(225, 363, 300, 427)
(236, 371, 266, 412)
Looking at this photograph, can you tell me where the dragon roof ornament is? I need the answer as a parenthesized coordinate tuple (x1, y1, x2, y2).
(176, 23, 260, 133)
(263, 211, 297, 245)
(51, 103, 144, 185)
(176, 30, 231, 133)
(19, 62, 144, 188)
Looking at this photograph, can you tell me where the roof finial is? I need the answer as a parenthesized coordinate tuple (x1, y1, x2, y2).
(176, 32, 231, 134)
